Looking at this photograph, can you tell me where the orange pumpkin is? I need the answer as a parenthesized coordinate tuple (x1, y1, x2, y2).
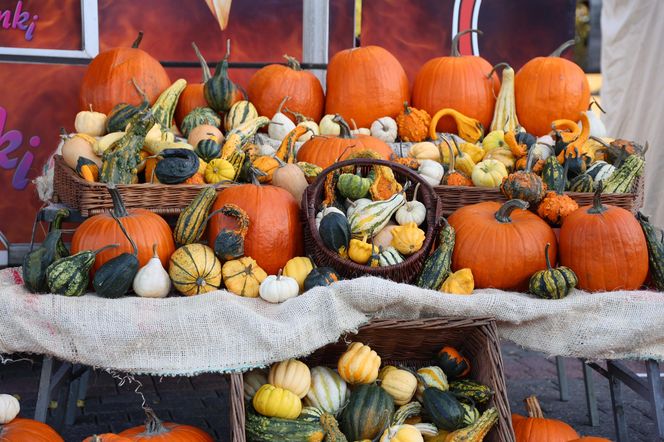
(174, 42, 212, 128)
(559, 184, 648, 292)
(71, 186, 175, 276)
(512, 396, 579, 442)
(83, 434, 132, 442)
(325, 46, 409, 128)
(79, 32, 171, 114)
(297, 115, 394, 169)
(208, 184, 303, 275)
(118, 409, 212, 441)
(412, 30, 499, 133)
(248, 55, 324, 123)
(396, 102, 431, 142)
(0, 418, 63, 441)
(448, 199, 557, 291)
(515, 40, 591, 136)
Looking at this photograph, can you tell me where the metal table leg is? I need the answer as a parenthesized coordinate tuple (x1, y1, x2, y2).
(34, 356, 54, 422)
(608, 362, 629, 442)
(556, 356, 569, 401)
(582, 360, 599, 426)
(645, 360, 664, 439)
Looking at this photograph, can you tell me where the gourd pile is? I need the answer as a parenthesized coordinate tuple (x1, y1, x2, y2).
(244, 342, 499, 442)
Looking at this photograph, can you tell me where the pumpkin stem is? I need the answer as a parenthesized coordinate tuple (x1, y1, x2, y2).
(143, 408, 168, 435)
(283, 54, 302, 71)
(486, 62, 510, 79)
(110, 211, 138, 257)
(451, 29, 483, 57)
(107, 184, 129, 218)
(192, 42, 211, 82)
(378, 118, 388, 130)
(333, 114, 353, 139)
(495, 199, 529, 223)
(284, 107, 310, 123)
(411, 182, 420, 203)
(442, 137, 456, 173)
(524, 396, 545, 418)
(350, 118, 359, 132)
(588, 181, 607, 214)
(151, 243, 159, 258)
(92, 244, 120, 255)
(543, 243, 553, 270)
(276, 268, 283, 280)
(549, 39, 576, 57)
(51, 208, 70, 231)
(276, 96, 290, 114)
(589, 98, 606, 114)
(130, 77, 149, 103)
(403, 101, 412, 115)
(131, 31, 144, 48)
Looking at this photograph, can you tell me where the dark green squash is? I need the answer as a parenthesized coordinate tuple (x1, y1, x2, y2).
(449, 380, 494, 405)
(541, 146, 565, 192)
(22, 230, 64, 293)
(92, 214, 139, 298)
(337, 172, 371, 200)
(416, 217, 455, 290)
(106, 78, 150, 133)
(50, 208, 70, 260)
(422, 387, 466, 432)
(101, 110, 156, 184)
(211, 204, 250, 261)
(204, 40, 240, 113)
(173, 186, 218, 246)
(155, 148, 200, 184)
(245, 406, 324, 442)
(46, 244, 118, 296)
(196, 138, 221, 162)
(319, 212, 351, 257)
(303, 266, 340, 291)
(568, 173, 595, 193)
(180, 107, 222, 137)
(339, 384, 394, 441)
(529, 243, 578, 299)
(515, 131, 537, 148)
(436, 347, 471, 380)
(637, 212, 664, 291)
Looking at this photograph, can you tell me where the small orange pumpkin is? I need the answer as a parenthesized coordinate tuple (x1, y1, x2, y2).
(512, 396, 580, 441)
(118, 409, 213, 441)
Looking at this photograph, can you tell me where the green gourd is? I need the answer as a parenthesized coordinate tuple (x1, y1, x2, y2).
(541, 146, 565, 191)
(529, 243, 578, 299)
(50, 207, 70, 259)
(378, 247, 404, 267)
(319, 212, 351, 257)
(337, 172, 371, 200)
(155, 148, 200, 184)
(460, 403, 480, 426)
(173, 186, 218, 246)
(204, 40, 240, 113)
(245, 406, 325, 442)
(224, 100, 258, 132)
(22, 230, 64, 293)
(101, 110, 156, 184)
(303, 266, 340, 291)
(602, 153, 645, 194)
(416, 217, 455, 290)
(347, 192, 406, 237)
(46, 244, 118, 296)
(449, 380, 494, 405)
(195, 138, 221, 162)
(445, 407, 499, 442)
(568, 173, 595, 193)
(339, 384, 395, 441)
(637, 212, 664, 291)
(180, 107, 222, 137)
(92, 214, 139, 298)
(422, 388, 466, 431)
(150, 79, 187, 130)
(106, 79, 150, 133)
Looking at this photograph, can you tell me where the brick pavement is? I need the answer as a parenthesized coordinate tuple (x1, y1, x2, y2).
(0, 343, 659, 441)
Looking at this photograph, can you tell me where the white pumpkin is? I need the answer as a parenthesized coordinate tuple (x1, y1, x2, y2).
(305, 366, 349, 415)
(297, 120, 320, 142)
(350, 119, 371, 136)
(418, 160, 444, 186)
(581, 104, 607, 138)
(259, 270, 299, 303)
(74, 106, 107, 137)
(395, 184, 426, 226)
(132, 245, 171, 298)
(268, 96, 296, 141)
(531, 141, 553, 161)
(0, 394, 20, 424)
(319, 114, 341, 136)
(315, 207, 344, 229)
(244, 368, 268, 401)
(370, 117, 398, 143)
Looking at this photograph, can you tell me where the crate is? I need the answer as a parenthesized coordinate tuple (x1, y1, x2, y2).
(230, 317, 515, 442)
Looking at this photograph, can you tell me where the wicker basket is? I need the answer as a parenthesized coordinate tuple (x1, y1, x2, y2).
(52, 155, 228, 216)
(229, 317, 515, 442)
(435, 176, 644, 216)
(302, 158, 443, 284)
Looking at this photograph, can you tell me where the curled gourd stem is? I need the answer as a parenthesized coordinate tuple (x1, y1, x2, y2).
(495, 199, 529, 223)
(130, 77, 148, 102)
(151, 243, 159, 258)
(543, 243, 553, 270)
(589, 98, 605, 114)
(192, 42, 211, 82)
(525, 396, 545, 418)
(110, 211, 138, 256)
(350, 118, 359, 131)
(131, 31, 144, 49)
(411, 182, 421, 203)
(549, 39, 576, 57)
(588, 181, 607, 214)
(276, 96, 290, 114)
(403, 101, 412, 115)
(283, 54, 301, 71)
(143, 408, 167, 435)
(107, 184, 129, 218)
(93, 244, 120, 255)
(284, 107, 310, 123)
(333, 114, 353, 139)
(451, 29, 483, 57)
(486, 62, 511, 79)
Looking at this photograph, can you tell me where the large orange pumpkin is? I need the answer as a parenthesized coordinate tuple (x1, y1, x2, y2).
(448, 199, 557, 291)
(297, 115, 394, 169)
(208, 184, 303, 275)
(71, 186, 175, 276)
(0, 418, 64, 441)
(174, 42, 213, 128)
(79, 32, 171, 114)
(559, 184, 648, 292)
(512, 396, 579, 442)
(515, 40, 591, 136)
(412, 30, 499, 133)
(118, 409, 213, 441)
(325, 46, 409, 128)
(248, 55, 324, 123)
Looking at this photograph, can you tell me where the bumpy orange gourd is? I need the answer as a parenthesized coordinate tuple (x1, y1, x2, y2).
(338, 342, 381, 384)
(396, 102, 431, 142)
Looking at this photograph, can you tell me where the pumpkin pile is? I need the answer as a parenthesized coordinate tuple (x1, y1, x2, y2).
(244, 343, 500, 442)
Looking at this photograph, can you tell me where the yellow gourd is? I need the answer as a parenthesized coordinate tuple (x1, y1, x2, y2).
(391, 222, 425, 256)
(381, 368, 418, 406)
(489, 63, 520, 133)
(252, 384, 302, 419)
(205, 158, 235, 184)
(444, 407, 498, 442)
(429, 109, 484, 144)
(458, 142, 485, 163)
(380, 424, 424, 442)
(450, 140, 476, 176)
(282, 257, 314, 291)
(440, 268, 474, 295)
(349, 235, 379, 264)
(222, 257, 268, 298)
(338, 342, 381, 384)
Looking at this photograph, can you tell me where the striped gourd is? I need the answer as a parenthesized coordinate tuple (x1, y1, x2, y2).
(461, 403, 480, 426)
(568, 173, 595, 193)
(45, 245, 117, 296)
(489, 63, 519, 132)
(180, 107, 221, 137)
(221, 116, 270, 159)
(449, 380, 494, 405)
(416, 218, 455, 290)
(602, 153, 645, 194)
(348, 192, 405, 237)
(392, 402, 422, 426)
(415, 366, 449, 402)
(173, 186, 218, 246)
(379, 247, 404, 267)
(637, 212, 664, 291)
(169, 244, 221, 296)
(246, 407, 324, 442)
(224, 100, 258, 132)
(541, 149, 565, 191)
(204, 42, 240, 113)
(195, 139, 221, 162)
(150, 78, 187, 130)
(299, 406, 324, 422)
(227, 149, 246, 180)
(101, 111, 156, 184)
(106, 79, 150, 132)
(305, 367, 349, 416)
(529, 243, 578, 299)
(586, 160, 616, 182)
(297, 161, 322, 183)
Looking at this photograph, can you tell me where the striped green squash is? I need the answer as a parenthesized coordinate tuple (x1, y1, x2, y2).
(461, 403, 480, 426)
(22, 229, 66, 293)
(541, 150, 565, 192)
(568, 173, 594, 193)
(246, 406, 325, 442)
(46, 245, 117, 296)
(378, 247, 404, 267)
(337, 173, 371, 200)
(529, 243, 577, 299)
(319, 212, 351, 257)
(180, 107, 221, 137)
(347, 192, 405, 237)
(602, 154, 644, 194)
(638, 212, 664, 291)
(449, 380, 494, 405)
(204, 44, 240, 113)
(422, 388, 465, 431)
(586, 160, 616, 182)
(392, 402, 422, 426)
(339, 384, 394, 441)
(151, 78, 187, 130)
(416, 218, 455, 290)
(173, 186, 218, 246)
(195, 138, 221, 162)
(224, 100, 258, 132)
(106, 79, 150, 133)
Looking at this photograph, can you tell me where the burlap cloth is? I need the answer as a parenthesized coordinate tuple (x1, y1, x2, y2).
(0, 267, 662, 376)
